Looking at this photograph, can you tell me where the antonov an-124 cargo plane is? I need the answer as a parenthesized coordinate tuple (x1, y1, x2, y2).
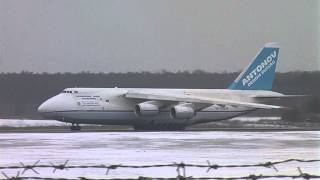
(38, 42, 291, 131)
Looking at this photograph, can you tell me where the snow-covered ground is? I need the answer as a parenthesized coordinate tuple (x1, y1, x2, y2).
(0, 131, 319, 179)
(230, 116, 281, 122)
(0, 119, 66, 127)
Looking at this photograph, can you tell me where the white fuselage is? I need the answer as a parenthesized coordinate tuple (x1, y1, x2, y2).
(38, 88, 282, 127)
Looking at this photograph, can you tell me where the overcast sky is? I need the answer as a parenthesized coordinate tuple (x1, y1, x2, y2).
(0, 0, 319, 73)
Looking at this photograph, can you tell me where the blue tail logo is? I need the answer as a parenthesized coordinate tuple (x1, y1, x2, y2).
(228, 42, 279, 91)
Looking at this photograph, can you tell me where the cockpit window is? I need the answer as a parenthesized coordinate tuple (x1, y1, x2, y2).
(61, 90, 76, 94)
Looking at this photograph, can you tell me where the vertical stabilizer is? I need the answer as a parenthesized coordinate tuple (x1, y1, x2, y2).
(228, 42, 280, 91)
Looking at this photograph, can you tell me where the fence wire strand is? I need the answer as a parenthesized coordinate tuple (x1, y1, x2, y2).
(0, 159, 319, 180)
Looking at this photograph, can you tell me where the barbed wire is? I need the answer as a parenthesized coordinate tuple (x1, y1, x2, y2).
(1, 173, 320, 180)
(0, 159, 319, 180)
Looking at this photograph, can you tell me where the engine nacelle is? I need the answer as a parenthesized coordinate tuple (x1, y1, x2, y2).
(170, 103, 196, 119)
(135, 101, 160, 117)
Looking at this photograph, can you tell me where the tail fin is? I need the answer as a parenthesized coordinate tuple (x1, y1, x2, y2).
(228, 42, 280, 91)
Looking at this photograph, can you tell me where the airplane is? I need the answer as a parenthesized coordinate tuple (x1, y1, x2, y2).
(38, 42, 290, 131)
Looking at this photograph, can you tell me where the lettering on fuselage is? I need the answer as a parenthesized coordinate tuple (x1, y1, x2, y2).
(242, 50, 277, 87)
(77, 96, 101, 107)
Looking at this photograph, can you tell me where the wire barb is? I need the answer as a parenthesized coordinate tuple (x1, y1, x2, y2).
(298, 167, 312, 180)
(175, 162, 186, 178)
(206, 160, 219, 173)
(20, 160, 40, 175)
(260, 161, 278, 172)
(50, 160, 69, 173)
(105, 164, 120, 175)
(1, 171, 20, 180)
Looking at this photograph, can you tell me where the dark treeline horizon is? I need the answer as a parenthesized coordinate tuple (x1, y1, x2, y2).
(0, 70, 319, 118)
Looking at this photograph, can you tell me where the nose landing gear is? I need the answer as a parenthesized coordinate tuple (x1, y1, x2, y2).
(70, 123, 82, 131)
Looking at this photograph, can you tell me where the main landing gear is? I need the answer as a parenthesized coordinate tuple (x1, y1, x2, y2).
(70, 123, 82, 131)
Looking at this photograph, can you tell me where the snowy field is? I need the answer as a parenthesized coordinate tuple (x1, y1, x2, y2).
(0, 119, 66, 127)
(0, 131, 319, 179)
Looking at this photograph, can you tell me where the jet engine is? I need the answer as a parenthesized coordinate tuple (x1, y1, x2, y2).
(170, 103, 196, 119)
(135, 101, 161, 116)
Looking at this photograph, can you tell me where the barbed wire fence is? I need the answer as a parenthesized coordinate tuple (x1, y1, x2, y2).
(0, 159, 319, 180)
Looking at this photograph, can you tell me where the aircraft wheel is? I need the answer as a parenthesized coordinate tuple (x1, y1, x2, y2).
(70, 124, 81, 131)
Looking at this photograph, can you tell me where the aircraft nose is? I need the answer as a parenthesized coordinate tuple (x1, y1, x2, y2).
(37, 97, 57, 113)
(38, 94, 77, 114)
(37, 100, 52, 113)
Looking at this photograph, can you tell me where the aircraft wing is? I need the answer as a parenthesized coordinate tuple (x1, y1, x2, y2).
(125, 91, 283, 109)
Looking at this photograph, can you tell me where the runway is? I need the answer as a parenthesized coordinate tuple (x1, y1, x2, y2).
(0, 131, 319, 179)
(1, 118, 320, 133)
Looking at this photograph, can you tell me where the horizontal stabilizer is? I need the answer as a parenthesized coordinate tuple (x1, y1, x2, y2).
(253, 95, 309, 99)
